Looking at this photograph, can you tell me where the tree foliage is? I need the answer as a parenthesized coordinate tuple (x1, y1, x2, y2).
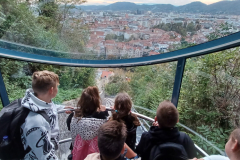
(153, 22, 200, 37)
(0, 58, 96, 105)
(105, 74, 130, 96)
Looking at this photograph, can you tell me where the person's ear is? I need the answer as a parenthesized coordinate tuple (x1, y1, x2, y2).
(177, 119, 179, 123)
(154, 116, 157, 122)
(232, 139, 240, 152)
(49, 87, 54, 95)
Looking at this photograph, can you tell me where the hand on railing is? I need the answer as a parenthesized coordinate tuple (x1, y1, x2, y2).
(64, 106, 74, 114)
(152, 121, 159, 127)
(152, 116, 159, 127)
(99, 105, 107, 111)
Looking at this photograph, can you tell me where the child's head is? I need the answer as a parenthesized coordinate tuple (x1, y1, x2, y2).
(225, 128, 240, 158)
(156, 100, 179, 128)
(112, 92, 132, 120)
(32, 70, 59, 98)
(112, 92, 140, 126)
(98, 120, 127, 160)
(114, 92, 132, 113)
(75, 86, 100, 117)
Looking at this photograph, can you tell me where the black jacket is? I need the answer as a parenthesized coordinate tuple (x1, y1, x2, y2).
(136, 126, 196, 160)
(122, 115, 138, 151)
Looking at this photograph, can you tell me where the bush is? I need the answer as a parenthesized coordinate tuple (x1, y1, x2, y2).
(53, 88, 82, 104)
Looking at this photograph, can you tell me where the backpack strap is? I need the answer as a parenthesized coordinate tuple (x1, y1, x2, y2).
(17, 98, 22, 107)
(36, 110, 51, 124)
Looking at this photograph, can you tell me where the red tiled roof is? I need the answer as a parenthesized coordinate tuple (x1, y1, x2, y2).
(101, 71, 113, 78)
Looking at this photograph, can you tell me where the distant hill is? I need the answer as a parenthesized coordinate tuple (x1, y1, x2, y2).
(177, 2, 207, 13)
(206, 1, 240, 14)
(77, 5, 103, 11)
(78, 1, 240, 15)
(100, 2, 138, 11)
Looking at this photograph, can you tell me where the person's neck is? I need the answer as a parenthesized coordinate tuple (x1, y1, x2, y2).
(36, 94, 52, 103)
(231, 154, 240, 160)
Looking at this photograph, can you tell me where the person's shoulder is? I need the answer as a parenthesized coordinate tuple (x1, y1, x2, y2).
(84, 153, 101, 160)
(141, 131, 151, 139)
(24, 111, 50, 129)
(179, 131, 192, 139)
(93, 110, 109, 119)
(203, 155, 230, 160)
(178, 131, 195, 147)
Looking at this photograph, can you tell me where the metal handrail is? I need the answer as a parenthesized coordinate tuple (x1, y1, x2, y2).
(58, 108, 210, 157)
(58, 109, 75, 114)
(59, 138, 72, 144)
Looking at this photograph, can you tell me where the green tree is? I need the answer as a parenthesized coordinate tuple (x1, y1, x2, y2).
(186, 22, 195, 32)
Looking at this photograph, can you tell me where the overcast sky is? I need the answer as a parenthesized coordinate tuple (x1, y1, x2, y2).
(82, 0, 223, 6)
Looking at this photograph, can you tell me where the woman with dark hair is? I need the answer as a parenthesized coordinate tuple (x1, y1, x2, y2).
(111, 92, 140, 151)
(70, 86, 108, 160)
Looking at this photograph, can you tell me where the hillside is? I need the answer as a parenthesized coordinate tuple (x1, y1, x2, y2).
(177, 1, 207, 13)
(100, 2, 138, 11)
(78, 1, 240, 15)
(206, 1, 240, 14)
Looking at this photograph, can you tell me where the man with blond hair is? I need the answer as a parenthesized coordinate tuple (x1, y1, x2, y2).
(20, 70, 71, 159)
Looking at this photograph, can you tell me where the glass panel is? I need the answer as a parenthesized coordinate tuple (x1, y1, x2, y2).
(179, 47, 240, 155)
(0, 1, 239, 60)
(103, 62, 177, 119)
(56, 112, 72, 159)
(56, 141, 71, 159)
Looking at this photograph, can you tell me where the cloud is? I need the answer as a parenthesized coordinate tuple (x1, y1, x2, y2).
(83, 0, 222, 6)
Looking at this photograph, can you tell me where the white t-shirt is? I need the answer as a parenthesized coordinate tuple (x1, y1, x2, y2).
(203, 155, 230, 160)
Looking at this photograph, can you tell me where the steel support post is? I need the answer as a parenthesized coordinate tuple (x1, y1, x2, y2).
(171, 58, 186, 108)
(0, 67, 9, 107)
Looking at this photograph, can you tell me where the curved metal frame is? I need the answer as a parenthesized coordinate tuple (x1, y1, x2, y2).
(0, 32, 239, 68)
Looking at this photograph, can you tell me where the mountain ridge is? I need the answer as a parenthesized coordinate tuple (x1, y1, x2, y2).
(78, 1, 240, 15)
